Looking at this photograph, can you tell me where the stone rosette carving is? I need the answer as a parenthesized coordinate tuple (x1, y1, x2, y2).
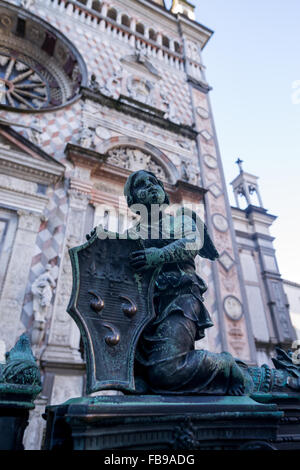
(203, 154, 218, 169)
(223, 295, 243, 322)
(212, 213, 229, 232)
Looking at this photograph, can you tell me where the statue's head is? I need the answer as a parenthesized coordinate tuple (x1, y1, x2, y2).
(124, 170, 169, 208)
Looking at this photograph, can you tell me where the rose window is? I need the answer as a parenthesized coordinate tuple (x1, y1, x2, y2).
(0, 55, 48, 110)
(0, 3, 87, 112)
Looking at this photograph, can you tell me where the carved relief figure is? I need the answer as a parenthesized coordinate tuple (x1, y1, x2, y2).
(80, 123, 94, 149)
(161, 92, 180, 124)
(127, 76, 154, 105)
(31, 264, 56, 351)
(180, 160, 199, 186)
(107, 147, 168, 182)
(32, 264, 56, 323)
(100, 68, 123, 99)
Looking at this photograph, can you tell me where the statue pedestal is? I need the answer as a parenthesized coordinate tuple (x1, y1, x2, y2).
(0, 383, 41, 450)
(253, 392, 300, 450)
(43, 395, 282, 450)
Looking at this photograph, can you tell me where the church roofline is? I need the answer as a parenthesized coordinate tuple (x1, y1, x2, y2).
(283, 279, 300, 289)
(141, 0, 214, 48)
(0, 124, 65, 169)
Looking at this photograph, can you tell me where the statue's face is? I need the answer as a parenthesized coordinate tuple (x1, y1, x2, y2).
(132, 171, 166, 206)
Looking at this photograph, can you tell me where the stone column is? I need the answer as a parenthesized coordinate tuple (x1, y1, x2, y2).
(42, 189, 90, 365)
(0, 211, 42, 350)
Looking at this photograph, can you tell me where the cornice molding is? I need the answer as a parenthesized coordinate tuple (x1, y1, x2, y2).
(0, 148, 65, 184)
(81, 87, 197, 140)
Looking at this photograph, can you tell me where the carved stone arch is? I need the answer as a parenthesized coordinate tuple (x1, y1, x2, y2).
(100, 137, 179, 184)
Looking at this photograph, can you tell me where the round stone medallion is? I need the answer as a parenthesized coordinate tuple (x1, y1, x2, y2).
(212, 213, 229, 232)
(95, 126, 112, 140)
(224, 296, 243, 321)
(203, 153, 217, 169)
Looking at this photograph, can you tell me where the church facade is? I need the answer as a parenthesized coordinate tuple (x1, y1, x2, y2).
(0, 0, 296, 449)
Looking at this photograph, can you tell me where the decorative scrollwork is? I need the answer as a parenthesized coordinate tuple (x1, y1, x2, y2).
(119, 295, 137, 318)
(103, 323, 120, 346)
(88, 290, 104, 313)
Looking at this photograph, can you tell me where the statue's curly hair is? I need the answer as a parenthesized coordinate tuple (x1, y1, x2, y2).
(124, 170, 170, 207)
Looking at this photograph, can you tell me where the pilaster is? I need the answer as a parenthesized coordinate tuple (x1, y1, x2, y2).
(42, 187, 91, 366)
(185, 70, 256, 362)
(0, 211, 43, 350)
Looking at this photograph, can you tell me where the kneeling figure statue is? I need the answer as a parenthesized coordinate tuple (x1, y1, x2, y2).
(123, 170, 300, 396)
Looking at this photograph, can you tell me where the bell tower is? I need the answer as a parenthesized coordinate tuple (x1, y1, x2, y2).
(231, 158, 264, 209)
(231, 161, 296, 364)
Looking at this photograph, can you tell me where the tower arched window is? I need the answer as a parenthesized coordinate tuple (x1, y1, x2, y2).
(121, 14, 130, 28)
(162, 36, 170, 49)
(174, 41, 181, 54)
(149, 29, 157, 42)
(91, 0, 101, 12)
(136, 23, 145, 36)
(107, 8, 117, 21)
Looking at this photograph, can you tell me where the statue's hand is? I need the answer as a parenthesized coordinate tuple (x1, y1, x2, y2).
(129, 248, 163, 272)
(86, 227, 97, 241)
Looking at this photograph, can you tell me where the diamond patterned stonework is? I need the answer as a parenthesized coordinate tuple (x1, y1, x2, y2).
(218, 251, 235, 271)
(200, 129, 213, 141)
(208, 183, 222, 198)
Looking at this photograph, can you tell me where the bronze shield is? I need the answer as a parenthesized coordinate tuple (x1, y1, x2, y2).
(67, 232, 156, 394)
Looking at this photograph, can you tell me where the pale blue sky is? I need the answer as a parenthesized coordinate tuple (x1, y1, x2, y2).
(193, 0, 300, 284)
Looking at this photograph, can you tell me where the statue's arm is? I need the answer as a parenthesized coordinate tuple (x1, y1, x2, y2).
(130, 216, 200, 271)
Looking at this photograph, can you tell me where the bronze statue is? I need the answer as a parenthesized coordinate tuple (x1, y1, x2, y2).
(124, 170, 254, 396)
(68, 169, 300, 397)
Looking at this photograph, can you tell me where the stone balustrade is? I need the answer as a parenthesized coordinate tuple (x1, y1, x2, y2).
(39, 0, 205, 74)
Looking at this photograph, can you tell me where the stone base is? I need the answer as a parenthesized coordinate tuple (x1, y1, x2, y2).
(43, 395, 282, 450)
(0, 383, 41, 450)
(41, 344, 84, 367)
(253, 392, 300, 450)
(0, 408, 29, 450)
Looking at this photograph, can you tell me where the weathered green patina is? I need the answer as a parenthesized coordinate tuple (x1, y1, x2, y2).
(68, 169, 300, 398)
(0, 334, 41, 450)
(0, 334, 41, 407)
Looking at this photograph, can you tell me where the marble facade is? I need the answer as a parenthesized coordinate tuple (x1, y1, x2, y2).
(0, 0, 296, 449)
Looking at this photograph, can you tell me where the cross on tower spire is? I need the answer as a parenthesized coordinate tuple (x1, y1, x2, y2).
(235, 158, 244, 174)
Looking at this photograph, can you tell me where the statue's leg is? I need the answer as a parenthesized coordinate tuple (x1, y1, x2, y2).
(143, 312, 252, 395)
